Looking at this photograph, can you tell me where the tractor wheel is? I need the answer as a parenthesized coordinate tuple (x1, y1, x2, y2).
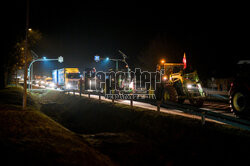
(189, 98, 204, 107)
(155, 84, 163, 101)
(230, 90, 249, 116)
(163, 86, 178, 103)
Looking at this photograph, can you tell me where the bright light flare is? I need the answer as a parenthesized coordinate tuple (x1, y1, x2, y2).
(49, 82, 56, 88)
(163, 76, 167, 81)
(66, 84, 72, 89)
(129, 81, 134, 89)
(187, 84, 193, 89)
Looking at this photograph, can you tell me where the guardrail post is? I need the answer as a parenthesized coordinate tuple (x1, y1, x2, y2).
(73, 89, 75, 96)
(156, 100, 161, 112)
(130, 95, 133, 108)
(88, 93, 90, 98)
(99, 92, 101, 100)
(112, 95, 114, 103)
(201, 111, 206, 125)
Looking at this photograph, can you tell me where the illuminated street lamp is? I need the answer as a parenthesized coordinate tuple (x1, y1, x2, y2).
(95, 50, 129, 72)
(28, 55, 63, 90)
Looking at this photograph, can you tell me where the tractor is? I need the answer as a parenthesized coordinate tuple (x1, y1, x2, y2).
(155, 60, 206, 107)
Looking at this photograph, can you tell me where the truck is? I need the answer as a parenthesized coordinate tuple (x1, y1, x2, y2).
(155, 59, 206, 107)
(52, 68, 81, 90)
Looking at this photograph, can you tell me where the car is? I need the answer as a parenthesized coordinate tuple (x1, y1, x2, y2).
(229, 60, 250, 116)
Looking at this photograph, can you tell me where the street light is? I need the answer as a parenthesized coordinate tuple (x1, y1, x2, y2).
(94, 50, 129, 72)
(28, 55, 63, 90)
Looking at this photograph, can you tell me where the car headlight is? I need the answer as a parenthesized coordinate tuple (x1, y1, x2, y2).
(49, 83, 55, 87)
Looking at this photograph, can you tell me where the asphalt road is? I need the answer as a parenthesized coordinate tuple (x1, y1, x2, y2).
(30, 87, 250, 131)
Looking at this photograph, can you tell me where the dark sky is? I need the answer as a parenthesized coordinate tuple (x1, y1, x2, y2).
(4, 1, 248, 78)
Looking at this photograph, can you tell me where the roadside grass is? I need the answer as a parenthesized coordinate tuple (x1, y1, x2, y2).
(0, 86, 39, 110)
(0, 87, 116, 166)
(41, 91, 250, 165)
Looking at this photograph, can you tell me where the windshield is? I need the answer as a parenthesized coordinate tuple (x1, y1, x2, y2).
(164, 66, 183, 74)
(67, 73, 80, 79)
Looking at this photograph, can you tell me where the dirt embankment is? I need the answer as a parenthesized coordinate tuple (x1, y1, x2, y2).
(0, 87, 116, 166)
(40, 91, 250, 166)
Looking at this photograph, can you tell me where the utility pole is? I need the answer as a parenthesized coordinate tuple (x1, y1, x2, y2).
(23, 0, 29, 110)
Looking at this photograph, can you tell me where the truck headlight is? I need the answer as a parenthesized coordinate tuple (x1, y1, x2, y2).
(66, 84, 72, 89)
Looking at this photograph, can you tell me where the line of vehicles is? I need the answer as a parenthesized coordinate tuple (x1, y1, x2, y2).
(46, 58, 207, 107)
(31, 57, 250, 117)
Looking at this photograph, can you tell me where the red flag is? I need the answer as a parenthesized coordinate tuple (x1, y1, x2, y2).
(183, 52, 187, 69)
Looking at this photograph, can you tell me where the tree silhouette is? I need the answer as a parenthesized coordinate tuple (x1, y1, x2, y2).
(4, 29, 42, 87)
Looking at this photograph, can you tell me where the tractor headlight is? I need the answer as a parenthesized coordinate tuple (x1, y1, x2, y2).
(187, 84, 193, 89)
(197, 83, 202, 89)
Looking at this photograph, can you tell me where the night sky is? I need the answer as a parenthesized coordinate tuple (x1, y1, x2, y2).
(3, 1, 248, 78)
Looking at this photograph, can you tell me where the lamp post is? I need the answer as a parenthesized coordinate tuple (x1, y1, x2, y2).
(28, 56, 63, 90)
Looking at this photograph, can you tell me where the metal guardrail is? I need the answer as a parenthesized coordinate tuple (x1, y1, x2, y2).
(63, 89, 250, 130)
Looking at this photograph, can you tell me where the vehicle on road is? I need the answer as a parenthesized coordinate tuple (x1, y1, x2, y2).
(44, 77, 56, 88)
(155, 58, 206, 107)
(52, 68, 80, 90)
(229, 60, 250, 116)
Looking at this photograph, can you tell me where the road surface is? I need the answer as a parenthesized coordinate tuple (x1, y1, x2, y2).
(30, 88, 250, 131)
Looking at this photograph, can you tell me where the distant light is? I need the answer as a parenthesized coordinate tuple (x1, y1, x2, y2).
(94, 55, 100, 62)
(106, 57, 109, 61)
(161, 59, 165, 64)
(58, 56, 63, 63)
(43, 57, 47, 60)
(28, 28, 32, 31)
